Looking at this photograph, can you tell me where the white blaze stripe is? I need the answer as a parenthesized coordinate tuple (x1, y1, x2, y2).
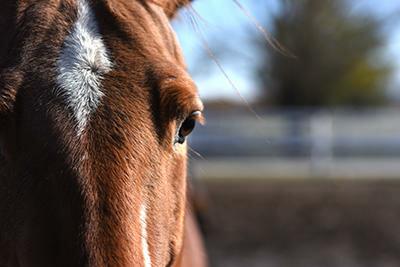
(140, 204, 152, 267)
(56, 0, 112, 135)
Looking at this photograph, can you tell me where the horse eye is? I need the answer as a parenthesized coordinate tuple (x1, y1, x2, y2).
(176, 111, 201, 144)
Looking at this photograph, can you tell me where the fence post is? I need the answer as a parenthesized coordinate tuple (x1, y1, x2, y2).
(310, 112, 334, 178)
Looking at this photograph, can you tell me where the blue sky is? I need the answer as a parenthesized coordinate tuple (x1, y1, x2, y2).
(172, 0, 400, 102)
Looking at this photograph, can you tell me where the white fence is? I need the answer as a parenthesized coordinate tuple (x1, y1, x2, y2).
(189, 108, 400, 179)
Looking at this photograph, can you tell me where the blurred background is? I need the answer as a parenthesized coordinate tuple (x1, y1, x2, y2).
(173, 1, 400, 266)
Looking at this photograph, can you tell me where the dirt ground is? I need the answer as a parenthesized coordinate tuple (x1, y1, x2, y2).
(200, 179, 400, 267)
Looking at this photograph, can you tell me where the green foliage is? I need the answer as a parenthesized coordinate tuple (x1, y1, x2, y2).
(260, 0, 392, 107)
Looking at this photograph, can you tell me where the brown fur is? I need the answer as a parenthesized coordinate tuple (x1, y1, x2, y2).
(151, 0, 193, 18)
(0, 0, 206, 266)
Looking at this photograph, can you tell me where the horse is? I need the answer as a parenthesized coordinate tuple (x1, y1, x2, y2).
(0, 0, 207, 266)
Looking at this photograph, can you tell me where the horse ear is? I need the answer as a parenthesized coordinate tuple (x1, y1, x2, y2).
(161, 0, 194, 18)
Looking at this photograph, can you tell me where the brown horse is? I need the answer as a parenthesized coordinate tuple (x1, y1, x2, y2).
(0, 0, 207, 266)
